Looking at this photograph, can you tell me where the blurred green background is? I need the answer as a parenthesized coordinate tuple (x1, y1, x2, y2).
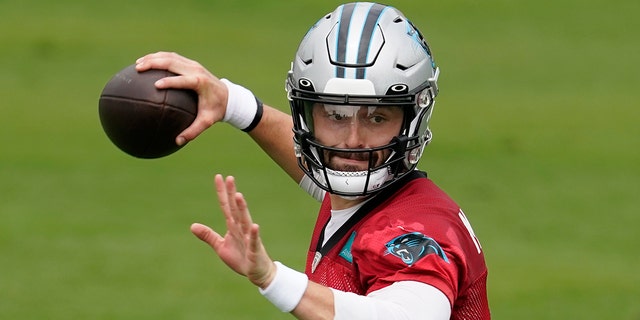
(1, 0, 638, 319)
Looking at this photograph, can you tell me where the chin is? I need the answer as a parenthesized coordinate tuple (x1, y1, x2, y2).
(336, 194, 367, 201)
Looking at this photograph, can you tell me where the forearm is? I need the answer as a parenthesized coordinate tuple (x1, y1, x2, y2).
(261, 263, 451, 320)
(291, 281, 335, 320)
(247, 104, 304, 183)
(293, 281, 451, 320)
(291, 281, 451, 320)
(331, 281, 451, 320)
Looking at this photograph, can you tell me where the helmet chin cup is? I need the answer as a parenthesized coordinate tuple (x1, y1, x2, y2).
(314, 167, 393, 196)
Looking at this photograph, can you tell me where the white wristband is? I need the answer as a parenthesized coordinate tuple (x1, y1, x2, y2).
(259, 261, 309, 313)
(220, 78, 263, 132)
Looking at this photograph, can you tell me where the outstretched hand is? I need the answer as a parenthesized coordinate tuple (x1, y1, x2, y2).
(135, 52, 228, 146)
(190, 174, 276, 289)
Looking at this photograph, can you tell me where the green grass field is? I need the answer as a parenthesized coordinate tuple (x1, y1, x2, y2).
(1, 0, 638, 319)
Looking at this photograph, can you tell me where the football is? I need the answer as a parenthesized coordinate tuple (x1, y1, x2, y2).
(98, 64, 198, 159)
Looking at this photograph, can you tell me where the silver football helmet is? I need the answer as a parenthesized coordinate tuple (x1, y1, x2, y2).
(286, 2, 439, 197)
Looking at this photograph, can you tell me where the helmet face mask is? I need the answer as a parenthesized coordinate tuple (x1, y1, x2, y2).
(287, 2, 439, 197)
(295, 129, 413, 197)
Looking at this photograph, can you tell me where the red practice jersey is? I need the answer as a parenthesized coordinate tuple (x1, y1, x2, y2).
(304, 171, 490, 319)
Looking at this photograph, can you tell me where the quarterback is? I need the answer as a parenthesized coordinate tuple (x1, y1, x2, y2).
(136, 2, 490, 319)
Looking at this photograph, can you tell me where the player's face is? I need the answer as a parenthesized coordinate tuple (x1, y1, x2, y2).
(311, 104, 404, 172)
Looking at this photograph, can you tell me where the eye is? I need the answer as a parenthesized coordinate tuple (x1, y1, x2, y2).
(370, 115, 385, 124)
(328, 112, 347, 121)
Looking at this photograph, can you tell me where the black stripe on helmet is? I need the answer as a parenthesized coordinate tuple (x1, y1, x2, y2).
(356, 3, 387, 79)
(335, 3, 356, 78)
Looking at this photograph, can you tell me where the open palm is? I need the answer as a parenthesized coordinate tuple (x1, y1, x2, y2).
(191, 174, 276, 288)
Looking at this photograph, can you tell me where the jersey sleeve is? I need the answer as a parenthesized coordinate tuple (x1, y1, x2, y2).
(332, 281, 451, 320)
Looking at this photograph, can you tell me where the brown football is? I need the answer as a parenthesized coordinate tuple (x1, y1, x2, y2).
(98, 64, 197, 159)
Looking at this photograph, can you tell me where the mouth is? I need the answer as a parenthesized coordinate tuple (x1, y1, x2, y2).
(326, 151, 377, 172)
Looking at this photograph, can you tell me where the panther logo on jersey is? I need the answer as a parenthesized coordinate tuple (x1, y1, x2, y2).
(385, 232, 449, 265)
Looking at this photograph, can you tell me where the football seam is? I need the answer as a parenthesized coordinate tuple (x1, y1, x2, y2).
(99, 95, 197, 116)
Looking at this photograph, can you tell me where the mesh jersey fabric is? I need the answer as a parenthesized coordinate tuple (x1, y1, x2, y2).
(304, 171, 491, 319)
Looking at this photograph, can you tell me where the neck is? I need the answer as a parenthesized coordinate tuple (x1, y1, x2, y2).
(329, 193, 367, 210)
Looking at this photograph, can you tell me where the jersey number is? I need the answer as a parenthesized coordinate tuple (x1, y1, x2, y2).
(458, 209, 482, 254)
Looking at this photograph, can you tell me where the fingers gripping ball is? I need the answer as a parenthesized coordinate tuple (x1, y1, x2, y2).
(98, 64, 197, 159)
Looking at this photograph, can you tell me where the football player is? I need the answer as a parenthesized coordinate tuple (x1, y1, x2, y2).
(136, 2, 490, 319)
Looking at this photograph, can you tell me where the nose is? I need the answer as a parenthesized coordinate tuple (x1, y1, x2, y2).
(343, 120, 366, 148)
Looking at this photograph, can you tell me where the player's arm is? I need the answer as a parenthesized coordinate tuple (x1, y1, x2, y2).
(135, 52, 304, 183)
(269, 263, 451, 320)
(245, 103, 304, 183)
(264, 270, 451, 319)
(193, 175, 449, 319)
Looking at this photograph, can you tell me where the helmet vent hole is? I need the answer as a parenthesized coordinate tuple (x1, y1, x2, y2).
(394, 17, 404, 23)
(395, 64, 408, 71)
